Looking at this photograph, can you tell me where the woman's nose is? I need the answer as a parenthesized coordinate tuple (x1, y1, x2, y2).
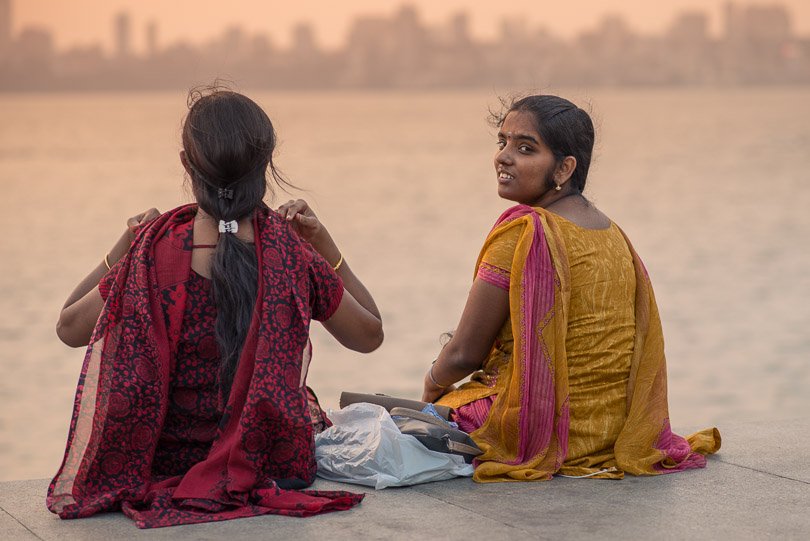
(495, 147, 513, 166)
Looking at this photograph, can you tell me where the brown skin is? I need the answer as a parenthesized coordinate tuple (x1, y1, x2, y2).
(56, 208, 161, 347)
(422, 111, 610, 402)
(57, 153, 384, 353)
(276, 198, 383, 353)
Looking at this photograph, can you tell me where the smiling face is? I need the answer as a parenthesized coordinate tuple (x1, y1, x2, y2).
(494, 111, 560, 206)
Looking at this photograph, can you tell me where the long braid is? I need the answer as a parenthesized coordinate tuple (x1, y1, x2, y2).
(182, 87, 277, 399)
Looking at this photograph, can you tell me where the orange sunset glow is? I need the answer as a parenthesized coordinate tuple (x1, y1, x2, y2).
(9, 0, 810, 52)
(2, 0, 809, 90)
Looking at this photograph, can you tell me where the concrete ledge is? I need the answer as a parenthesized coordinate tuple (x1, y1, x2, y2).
(2, 419, 808, 540)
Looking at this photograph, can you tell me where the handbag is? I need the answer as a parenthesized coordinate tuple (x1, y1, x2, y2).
(315, 403, 474, 488)
(389, 407, 483, 464)
(339, 391, 453, 420)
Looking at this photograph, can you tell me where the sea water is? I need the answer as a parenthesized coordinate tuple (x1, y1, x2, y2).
(1, 87, 808, 481)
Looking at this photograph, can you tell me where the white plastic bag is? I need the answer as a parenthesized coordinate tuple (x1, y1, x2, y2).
(315, 403, 474, 489)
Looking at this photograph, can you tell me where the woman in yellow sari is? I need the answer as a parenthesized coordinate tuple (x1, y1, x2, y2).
(423, 95, 720, 482)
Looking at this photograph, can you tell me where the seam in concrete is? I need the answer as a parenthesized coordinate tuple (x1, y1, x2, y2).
(411, 490, 546, 539)
(715, 459, 810, 486)
(0, 504, 43, 540)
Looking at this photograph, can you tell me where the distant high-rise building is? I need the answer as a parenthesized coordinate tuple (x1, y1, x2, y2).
(221, 26, 248, 58)
(499, 16, 531, 47)
(343, 7, 431, 87)
(724, 1, 791, 43)
(722, 1, 795, 82)
(0, 0, 11, 57)
(115, 12, 131, 58)
(667, 12, 711, 83)
(292, 23, 317, 57)
(594, 14, 633, 50)
(668, 12, 709, 44)
(146, 20, 158, 57)
(449, 13, 470, 46)
(743, 4, 791, 43)
(15, 26, 53, 76)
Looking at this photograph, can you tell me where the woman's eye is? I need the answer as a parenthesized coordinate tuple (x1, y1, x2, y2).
(519, 145, 532, 153)
(496, 140, 506, 150)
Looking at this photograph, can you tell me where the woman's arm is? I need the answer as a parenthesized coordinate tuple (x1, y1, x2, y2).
(421, 278, 510, 402)
(56, 208, 160, 348)
(276, 200, 383, 353)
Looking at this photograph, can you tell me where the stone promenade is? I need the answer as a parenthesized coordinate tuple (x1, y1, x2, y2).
(2, 418, 808, 540)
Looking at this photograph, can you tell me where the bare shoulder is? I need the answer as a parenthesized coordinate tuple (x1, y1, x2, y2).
(547, 198, 612, 230)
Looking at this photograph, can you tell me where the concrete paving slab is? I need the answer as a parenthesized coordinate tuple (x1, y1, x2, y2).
(412, 459, 810, 540)
(0, 479, 524, 541)
(2, 419, 809, 540)
(0, 506, 38, 540)
(706, 417, 810, 483)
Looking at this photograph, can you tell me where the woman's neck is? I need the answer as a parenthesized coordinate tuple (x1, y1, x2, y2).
(533, 186, 586, 210)
(543, 191, 586, 210)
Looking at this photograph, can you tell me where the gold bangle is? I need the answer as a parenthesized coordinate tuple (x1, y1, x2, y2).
(428, 364, 449, 389)
(332, 253, 344, 272)
(103, 253, 112, 271)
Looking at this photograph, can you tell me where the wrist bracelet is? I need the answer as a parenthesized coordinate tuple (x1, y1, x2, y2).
(332, 253, 344, 272)
(103, 253, 112, 271)
(428, 364, 449, 389)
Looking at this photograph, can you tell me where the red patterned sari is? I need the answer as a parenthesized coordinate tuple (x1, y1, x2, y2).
(47, 205, 363, 528)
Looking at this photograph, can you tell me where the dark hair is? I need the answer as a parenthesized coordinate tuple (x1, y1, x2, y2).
(182, 85, 283, 399)
(492, 95, 595, 192)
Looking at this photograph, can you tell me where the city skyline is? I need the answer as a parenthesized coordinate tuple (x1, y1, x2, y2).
(1, 0, 808, 90)
(11, 0, 810, 54)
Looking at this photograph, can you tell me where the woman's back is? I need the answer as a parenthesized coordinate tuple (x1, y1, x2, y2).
(551, 214, 636, 476)
(447, 209, 638, 472)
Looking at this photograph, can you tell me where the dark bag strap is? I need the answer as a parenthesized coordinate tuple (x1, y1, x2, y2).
(389, 407, 453, 428)
(390, 407, 483, 463)
(339, 391, 453, 420)
(445, 440, 484, 457)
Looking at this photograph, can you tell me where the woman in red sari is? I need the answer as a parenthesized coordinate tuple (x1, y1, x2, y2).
(50, 88, 383, 528)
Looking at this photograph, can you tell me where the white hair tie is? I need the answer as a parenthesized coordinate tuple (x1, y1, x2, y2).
(218, 220, 238, 234)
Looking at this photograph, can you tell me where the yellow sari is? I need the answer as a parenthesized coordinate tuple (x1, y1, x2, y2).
(438, 205, 720, 482)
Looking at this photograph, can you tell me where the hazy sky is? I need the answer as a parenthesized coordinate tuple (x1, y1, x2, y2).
(11, 0, 810, 53)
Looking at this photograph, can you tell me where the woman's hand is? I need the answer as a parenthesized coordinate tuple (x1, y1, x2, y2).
(105, 208, 161, 265)
(422, 369, 455, 403)
(126, 208, 160, 241)
(57, 207, 160, 347)
(276, 199, 343, 267)
(419, 278, 513, 403)
(276, 199, 325, 244)
(275, 199, 384, 353)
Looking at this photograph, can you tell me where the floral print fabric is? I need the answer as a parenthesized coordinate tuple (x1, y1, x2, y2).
(48, 205, 362, 528)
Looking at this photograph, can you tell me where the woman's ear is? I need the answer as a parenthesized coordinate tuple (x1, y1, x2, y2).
(557, 156, 577, 184)
(179, 150, 193, 177)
